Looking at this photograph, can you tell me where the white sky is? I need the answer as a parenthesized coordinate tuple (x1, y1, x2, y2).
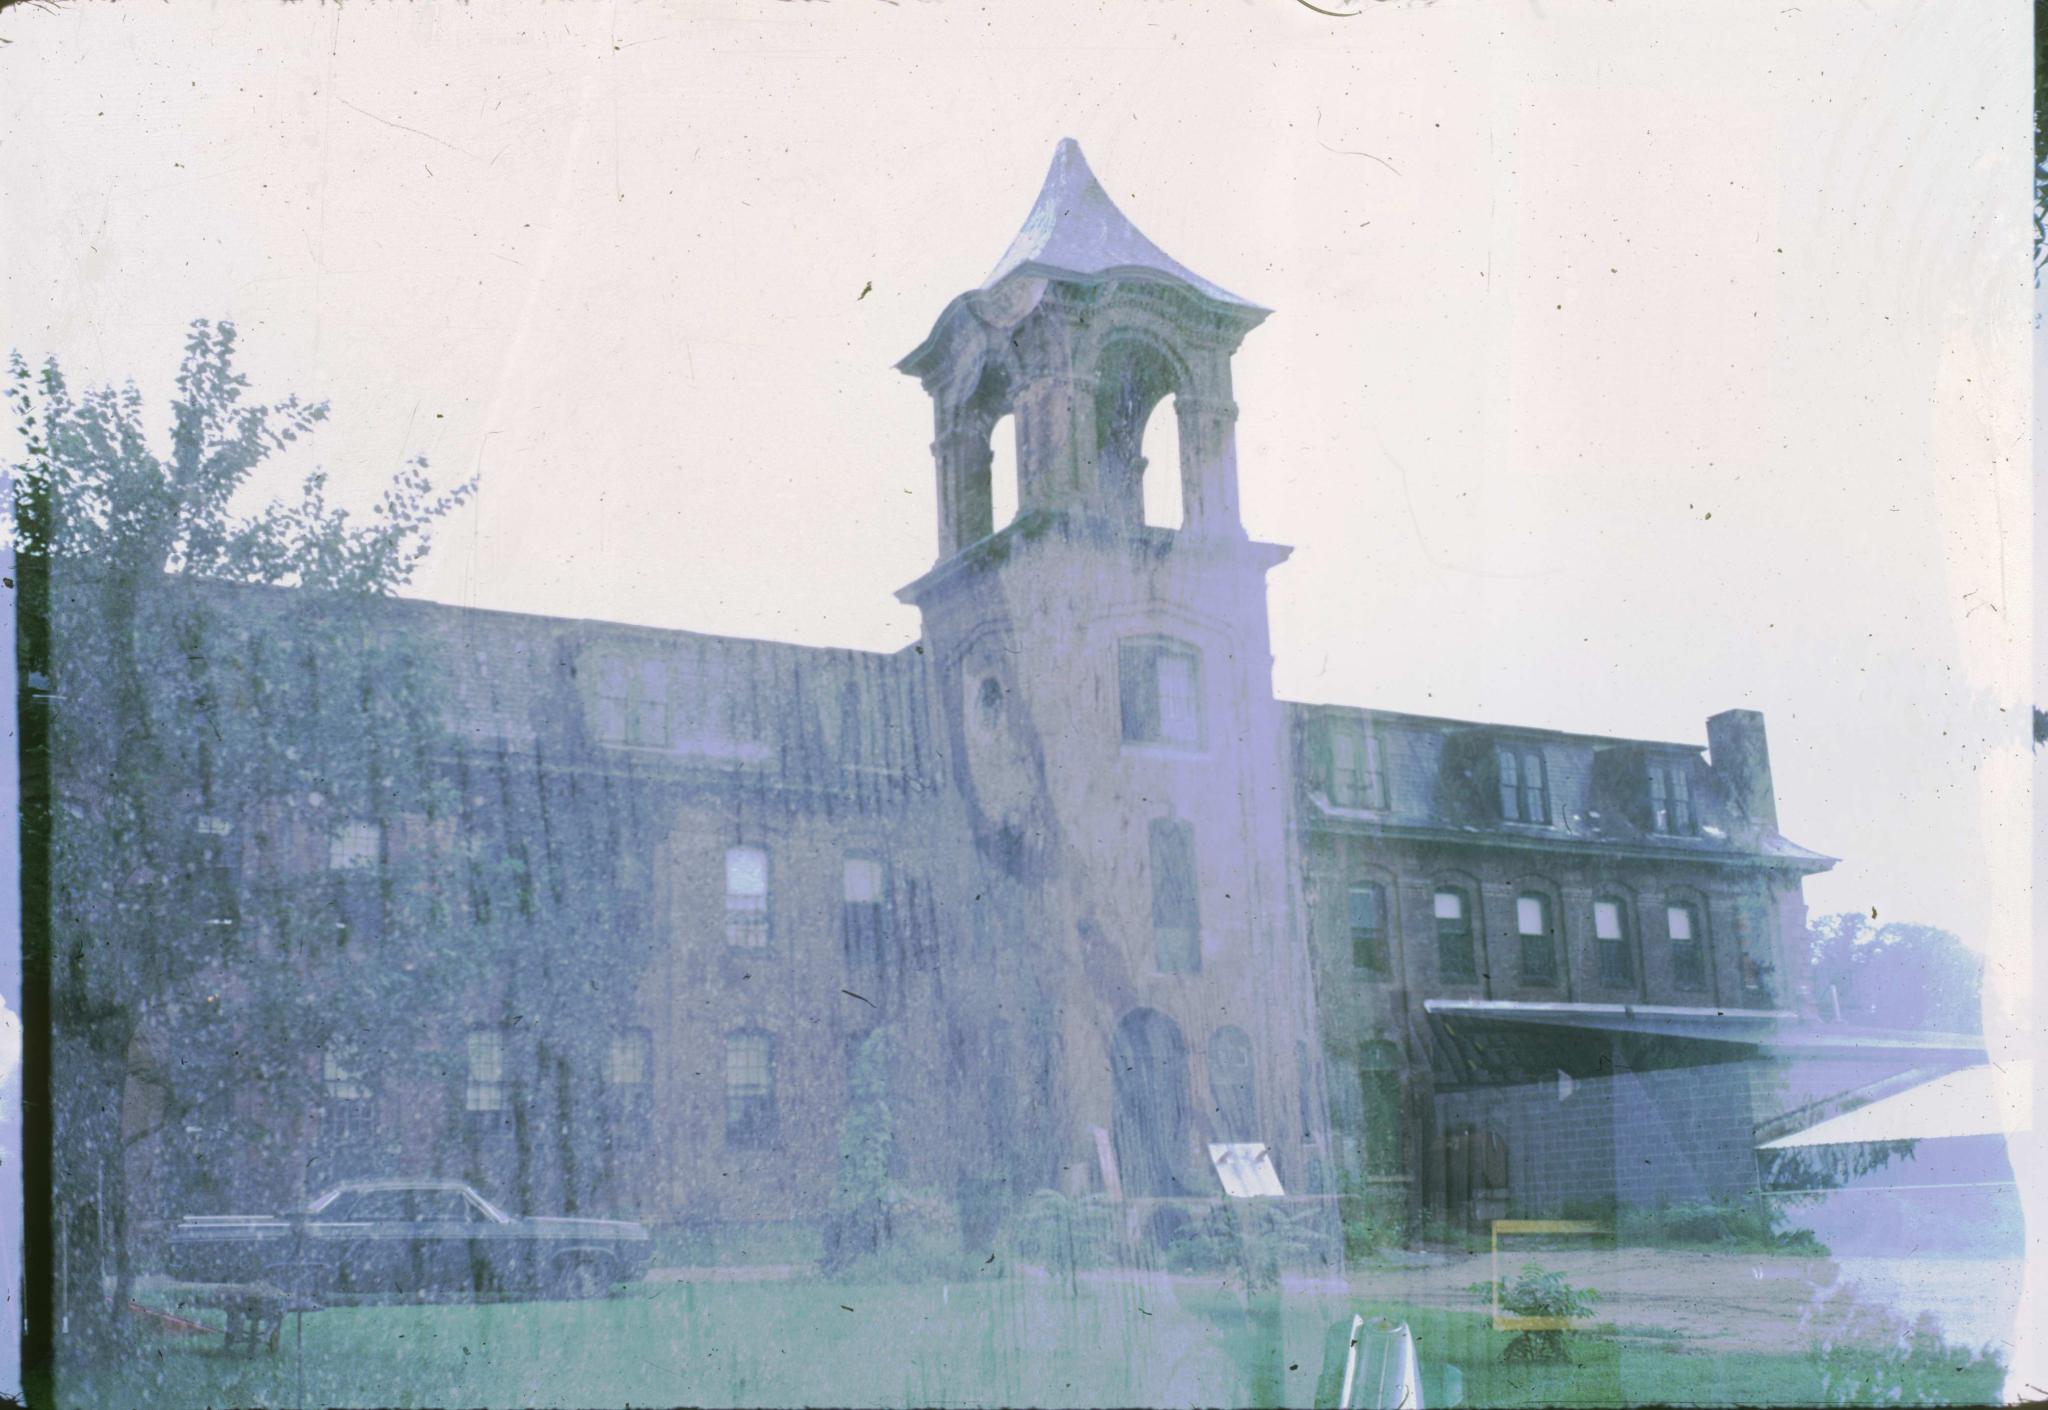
(0, 0, 2032, 955)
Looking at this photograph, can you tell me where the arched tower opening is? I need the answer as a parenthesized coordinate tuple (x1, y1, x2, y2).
(1093, 337, 1186, 531)
(988, 412, 1018, 536)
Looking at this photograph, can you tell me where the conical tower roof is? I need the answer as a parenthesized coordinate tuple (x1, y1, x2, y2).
(977, 139, 1265, 311)
(899, 140, 1266, 380)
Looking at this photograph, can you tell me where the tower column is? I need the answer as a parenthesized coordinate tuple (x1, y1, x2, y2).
(1012, 371, 1100, 517)
(933, 420, 996, 558)
(1176, 395, 1246, 538)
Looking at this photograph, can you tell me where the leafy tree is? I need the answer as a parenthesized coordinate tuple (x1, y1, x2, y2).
(9, 321, 480, 1350)
(822, 1025, 899, 1274)
(1806, 912, 1984, 1034)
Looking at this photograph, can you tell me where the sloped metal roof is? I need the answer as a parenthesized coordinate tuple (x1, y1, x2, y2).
(1759, 1060, 2033, 1147)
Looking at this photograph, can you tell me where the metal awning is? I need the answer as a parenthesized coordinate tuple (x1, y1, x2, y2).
(1759, 1061, 2033, 1148)
(1421, 1000, 1787, 1087)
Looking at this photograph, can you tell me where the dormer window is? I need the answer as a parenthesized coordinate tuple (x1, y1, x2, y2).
(594, 655, 669, 748)
(1497, 746, 1550, 825)
(1648, 761, 1696, 835)
(1327, 720, 1388, 810)
(1119, 640, 1202, 749)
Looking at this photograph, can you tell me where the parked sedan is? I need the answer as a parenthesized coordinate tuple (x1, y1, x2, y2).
(165, 1178, 653, 1302)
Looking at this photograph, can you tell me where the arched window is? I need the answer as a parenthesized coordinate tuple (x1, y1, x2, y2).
(1593, 896, 1635, 987)
(724, 846, 770, 950)
(1433, 886, 1477, 982)
(1515, 891, 1557, 987)
(1348, 881, 1390, 975)
(842, 855, 888, 960)
(1667, 900, 1707, 991)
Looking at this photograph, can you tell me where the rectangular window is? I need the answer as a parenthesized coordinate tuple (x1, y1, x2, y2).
(1649, 762, 1696, 835)
(1594, 898, 1634, 986)
(465, 1030, 507, 1113)
(725, 846, 769, 949)
(1516, 893, 1557, 986)
(1668, 903, 1706, 991)
(724, 1032, 775, 1148)
(1120, 641, 1202, 748)
(606, 1030, 650, 1088)
(329, 820, 382, 871)
(1434, 888, 1476, 981)
(607, 1028, 653, 1127)
(321, 1049, 374, 1146)
(1329, 722, 1388, 809)
(843, 856, 887, 958)
(1150, 819, 1201, 973)
(1348, 882, 1389, 975)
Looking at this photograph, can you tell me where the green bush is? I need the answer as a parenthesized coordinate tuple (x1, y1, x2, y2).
(1497, 1262, 1600, 1364)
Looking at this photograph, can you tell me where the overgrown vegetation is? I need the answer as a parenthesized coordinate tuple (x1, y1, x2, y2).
(1804, 1284, 2007, 1407)
(1000, 1189, 1119, 1275)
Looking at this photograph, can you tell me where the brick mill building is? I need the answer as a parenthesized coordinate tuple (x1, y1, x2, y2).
(131, 141, 1970, 1245)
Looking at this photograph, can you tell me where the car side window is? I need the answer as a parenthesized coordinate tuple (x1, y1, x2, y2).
(318, 1192, 358, 1220)
(351, 1190, 412, 1220)
(416, 1191, 473, 1222)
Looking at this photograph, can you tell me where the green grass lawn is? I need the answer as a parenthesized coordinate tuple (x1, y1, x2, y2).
(70, 1273, 2004, 1409)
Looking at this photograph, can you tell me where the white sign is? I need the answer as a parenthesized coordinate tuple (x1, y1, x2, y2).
(1207, 1143, 1284, 1198)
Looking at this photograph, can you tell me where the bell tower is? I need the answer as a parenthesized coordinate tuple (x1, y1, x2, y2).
(898, 141, 1332, 1213)
(899, 138, 1267, 557)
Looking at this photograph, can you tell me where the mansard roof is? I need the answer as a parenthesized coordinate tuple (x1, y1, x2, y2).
(1286, 699, 1837, 871)
(978, 138, 1266, 312)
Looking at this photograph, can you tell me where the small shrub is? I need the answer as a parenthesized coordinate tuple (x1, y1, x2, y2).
(1497, 1262, 1600, 1364)
(1002, 1189, 1117, 1274)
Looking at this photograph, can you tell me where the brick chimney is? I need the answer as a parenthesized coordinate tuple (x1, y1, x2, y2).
(1706, 709, 1778, 835)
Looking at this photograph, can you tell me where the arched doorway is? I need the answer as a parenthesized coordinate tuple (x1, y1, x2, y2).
(1112, 1008, 1195, 1197)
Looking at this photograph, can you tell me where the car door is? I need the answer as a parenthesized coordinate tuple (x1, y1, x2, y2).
(333, 1188, 412, 1297)
(412, 1188, 488, 1298)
